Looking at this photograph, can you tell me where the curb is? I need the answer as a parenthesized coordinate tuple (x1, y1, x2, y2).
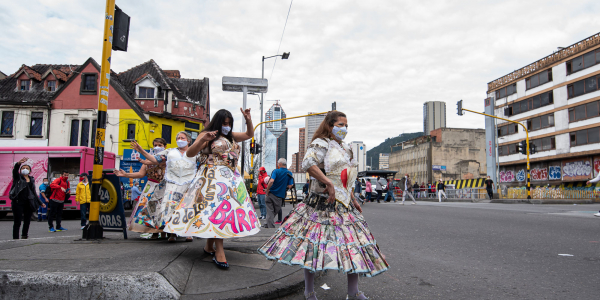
(491, 199, 594, 204)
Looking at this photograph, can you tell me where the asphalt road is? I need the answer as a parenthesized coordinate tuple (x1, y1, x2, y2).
(2, 202, 600, 299)
(278, 201, 600, 300)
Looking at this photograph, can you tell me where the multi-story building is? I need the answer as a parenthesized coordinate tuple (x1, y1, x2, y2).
(379, 153, 390, 170)
(265, 103, 288, 172)
(423, 101, 446, 134)
(487, 32, 600, 191)
(304, 112, 326, 150)
(299, 127, 306, 161)
(350, 141, 367, 172)
(290, 152, 300, 172)
(389, 128, 487, 184)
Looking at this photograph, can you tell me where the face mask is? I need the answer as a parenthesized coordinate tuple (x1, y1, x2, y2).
(154, 146, 165, 152)
(176, 139, 188, 148)
(43, 181, 48, 185)
(332, 126, 348, 141)
(21, 169, 30, 175)
(221, 126, 231, 135)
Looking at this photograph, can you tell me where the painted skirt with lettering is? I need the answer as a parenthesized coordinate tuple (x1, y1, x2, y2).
(257, 193, 389, 277)
(127, 180, 167, 233)
(163, 164, 261, 238)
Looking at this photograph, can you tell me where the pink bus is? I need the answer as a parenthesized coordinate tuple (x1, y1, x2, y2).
(0, 147, 116, 218)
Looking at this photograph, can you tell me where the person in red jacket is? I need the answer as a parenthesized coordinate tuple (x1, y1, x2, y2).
(48, 171, 70, 232)
(256, 167, 268, 219)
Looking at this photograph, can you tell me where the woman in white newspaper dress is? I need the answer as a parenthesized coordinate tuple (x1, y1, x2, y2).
(258, 111, 389, 300)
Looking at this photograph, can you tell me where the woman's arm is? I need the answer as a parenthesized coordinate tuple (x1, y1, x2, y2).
(114, 164, 148, 179)
(232, 108, 254, 142)
(186, 130, 217, 157)
(306, 165, 335, 204)
(130, 141, 159, 164)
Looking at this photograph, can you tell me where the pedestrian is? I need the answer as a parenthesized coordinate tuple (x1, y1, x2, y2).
(48, 170, 70, 232)
(375, 176, 384, 203)
(163, 108, 260, 269)
(401, 174, 417, 205)
(131, 181, 142, 202)
(256, 167, 268, 219)
(75, 173, 91, 229)
(420, 182, 426, 198)
(136, 132, 198, 243)
(484, 175, 494, 200)
(365, 179, 372, 202)
(116, 138, 168, 239)
(303, 180, 310, 198)
(37, 178, 50, 222)
(437, 179, 447, 202)
(354, 178, 362, 202)
(586, 173, 600, 217)
(9, 157, 46, 239)
(427, 181, 432, 198)
(413, 182, 419, 198)
(384, 178, 396, 202)
(258, 111, 388, 300)
(265, 158, 294, 228)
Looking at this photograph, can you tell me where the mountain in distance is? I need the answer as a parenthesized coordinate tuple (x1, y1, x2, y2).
(366, 132, 424, 170)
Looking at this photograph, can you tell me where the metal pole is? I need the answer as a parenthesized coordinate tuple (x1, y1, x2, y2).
(241, 86, 247, 176)
(260, 56, 265, 168)
(85, 0, 115, 239)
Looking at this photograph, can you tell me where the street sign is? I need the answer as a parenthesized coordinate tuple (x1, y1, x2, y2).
(222, 77, 268, 93)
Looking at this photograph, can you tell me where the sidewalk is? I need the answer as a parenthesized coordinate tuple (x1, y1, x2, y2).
(389, 197, 596, 204)
(0, 228, 305, 300)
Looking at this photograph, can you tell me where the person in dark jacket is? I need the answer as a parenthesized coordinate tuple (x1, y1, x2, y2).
(48, 170, 70, 232)
(11, 157, 45, 239)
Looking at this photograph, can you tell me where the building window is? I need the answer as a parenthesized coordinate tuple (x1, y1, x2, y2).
(80, 73, 97, 95)
(527, 114, 554, 131)
(495, 84, 516, 99)
(567, 74, 600, 99)
(173, 99, 178, 108)
(47, 80, 56, 92)
(499, 143, 519, 156)
(162, 124, 172, 144)
(570, 127, 600, 146)
(80, 120, 90, 147)
(566, 49, 600, 75)
(154, 99, 158, 107)
(1, 111, 14, 135)
(20, 80, 30, 91)
(526, 69, 552, 90)
(498, 123, 518, 137)
(126, 124, 136, 140)
(138, 87, 155, 99)
(185, 121, 200, 130)
(70, 119, 80, 146)
(531, 136, 556, 152)
(30, 112, 44, 136)
(505, 91, 553, 116)
(569, 101, 600, 123)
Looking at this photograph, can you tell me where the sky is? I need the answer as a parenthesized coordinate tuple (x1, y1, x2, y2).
(2, 0, 600, 165)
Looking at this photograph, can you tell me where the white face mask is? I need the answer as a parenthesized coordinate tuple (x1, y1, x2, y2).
(332, 126, 348, 141)
(43, 181, 48, 185)
(176, 139, 188, 148)
(154, 146, 165, 152)
(221, 126, 231, 135)
(21, 169, 30, 175)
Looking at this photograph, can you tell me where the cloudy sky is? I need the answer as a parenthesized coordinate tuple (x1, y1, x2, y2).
(2, 0, 600, 164)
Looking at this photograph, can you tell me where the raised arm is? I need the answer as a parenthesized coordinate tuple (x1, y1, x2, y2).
(114, 164, 148, 179)
(187, 130, 217, 158)
(130, 141, 159, 164)
(232, 108, 254, 142)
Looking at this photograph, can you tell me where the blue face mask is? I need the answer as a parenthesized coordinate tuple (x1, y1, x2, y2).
(222, 126, 231, 135)
(332, 126, 348, 141)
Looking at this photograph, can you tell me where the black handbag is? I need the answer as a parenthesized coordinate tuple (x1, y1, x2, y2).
(8, 184, 18, 201)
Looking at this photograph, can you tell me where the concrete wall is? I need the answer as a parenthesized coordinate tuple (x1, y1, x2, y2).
(431, 128, 487, 181)
(389, 139, 431, 184)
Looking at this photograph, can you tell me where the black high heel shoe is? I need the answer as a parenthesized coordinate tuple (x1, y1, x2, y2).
(203, 248, 215, 256)
(213, 256, 229, 269)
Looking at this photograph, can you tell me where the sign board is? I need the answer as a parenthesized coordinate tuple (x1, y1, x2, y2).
(120, 149, 148, 201)
(432, 165, 446, 171)
(222, 76, 268, 93)
(98, 172, 128, 239)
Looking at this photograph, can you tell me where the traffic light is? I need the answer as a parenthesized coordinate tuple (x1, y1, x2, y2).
(112, 6, 131, 52)
(457, 100, 463, 116)
(255, 143, 262, 154)
(519, 140, 527, 155)
(530, 143, 536, 155)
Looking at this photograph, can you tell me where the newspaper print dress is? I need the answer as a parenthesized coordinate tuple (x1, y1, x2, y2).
(127, 163, 167, 233)
(258, 138, 389, 277)
(164, 136, 261, 238)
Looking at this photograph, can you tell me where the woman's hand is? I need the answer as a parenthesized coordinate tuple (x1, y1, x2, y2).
(200, 130, 218, 142)
(41, 203, 46, 208)
(353, 198, 363, 213)
(18, 157, 28, 164)
(241, 107, 252, 121)
(130, 140, 143, 152)
(114, 169, 127, 177)
(325, 180, 336, 204)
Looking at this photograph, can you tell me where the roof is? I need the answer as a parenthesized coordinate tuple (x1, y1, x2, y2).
(0, 63, 79, 105)
(163, 70, 181, 78)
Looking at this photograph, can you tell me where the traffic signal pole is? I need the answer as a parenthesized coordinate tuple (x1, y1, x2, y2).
(459, 106, 532, 200)
(84, 0, 116, 239)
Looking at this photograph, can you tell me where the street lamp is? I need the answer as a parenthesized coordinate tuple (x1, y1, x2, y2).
(260, 52, 290, 167)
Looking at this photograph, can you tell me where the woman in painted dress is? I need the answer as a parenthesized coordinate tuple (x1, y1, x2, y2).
(258, 111, 389, 300)
(164, 108, 260, 269)
(136, 132, 197, 242)
(115, 138, 168, 239)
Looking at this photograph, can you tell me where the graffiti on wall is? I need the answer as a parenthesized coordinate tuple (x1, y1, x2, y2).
(549, 166, 561, 180)
(531, 168, 548, 181)
(594, 158, 600, 177)
(563, 160, 592, 179)
(500, 170, 515, 183)
(503, 185, 600, 199)
(516, 169, 526, 182)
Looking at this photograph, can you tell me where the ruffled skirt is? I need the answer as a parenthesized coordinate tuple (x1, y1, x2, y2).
(258, 193, 389, 277)
(163, 164, 261, 238)
(127, 180, 166, 233)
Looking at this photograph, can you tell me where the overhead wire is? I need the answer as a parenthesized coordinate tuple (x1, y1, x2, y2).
(269, 0, 294, 83)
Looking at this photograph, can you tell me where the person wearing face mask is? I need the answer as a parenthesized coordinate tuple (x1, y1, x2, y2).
(136, 133, 199, 243)
(258, 111, 389, 300)
(9, 157, 46, 239)
(48, 170, 71, 232)
(122, 138, 170, 239)
(164, 108, 260, 270)
(76, 173, 91, 229)
(37, 178, 50, 222)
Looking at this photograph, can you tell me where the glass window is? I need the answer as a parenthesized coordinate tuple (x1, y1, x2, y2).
(47, 81, 56, 92)
(499, 88, 506, 98)
(83, 75, 96, 91)
(588, 127, 600, 144)
(127, 124, 135, 140)
(574, 81, 585, 97)
(533, 95, 541, 109)
(575, 105, 586, 121)
(569, 109, 575, 122)
(80, 120, 90, 147)
(572, 56, 583, 73)
(521, 101, 527, 112)
(539, 70, 549, 85)
(584, 51, 596, 68)
(507, 85, 515, 95)
(576, 130, 587, 146)
(513, 104, 520, 115)
(1, 111, 14, 135)
(509, 144, 517, 154)
(70, 120, 79, 146)
(596, 50, 600, 65)
(570, 133, 576, 146)
(139, 87, 155, 99)
(530, 74, 539, 88)
(585, 77, 597, 93)
(162, 124, 172, 144)
(542, 138, 552, 150)
(532, 117, 541, 130)
(30, 112, 43, 136)
(541, 115, 549, 128)
(541, 93, 549, 106)
(587, 102, 599, 118)
(184, 121, 200, 130)
(549, 114, 554, 126)
(20, 80, 30, 91)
